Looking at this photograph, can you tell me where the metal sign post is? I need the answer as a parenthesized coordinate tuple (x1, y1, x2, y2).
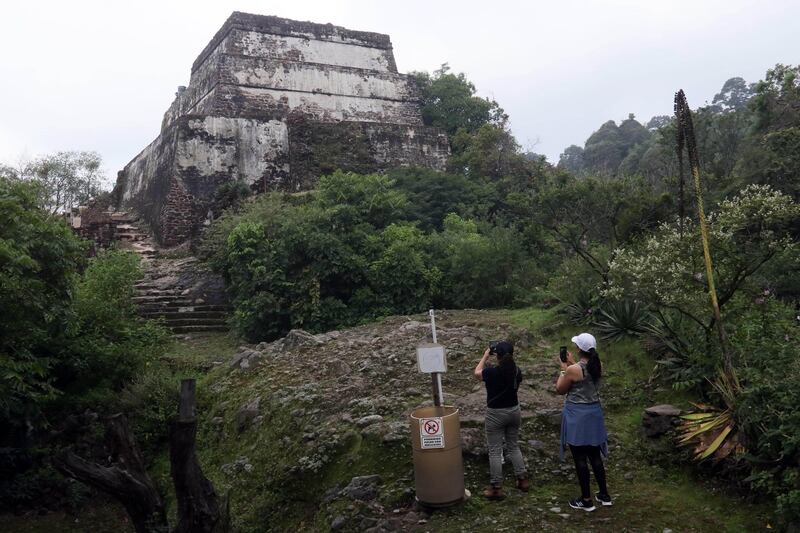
(429, 309, 443, 406)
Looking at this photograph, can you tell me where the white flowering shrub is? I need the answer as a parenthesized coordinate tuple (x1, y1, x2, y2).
(606, 185, 799, 333)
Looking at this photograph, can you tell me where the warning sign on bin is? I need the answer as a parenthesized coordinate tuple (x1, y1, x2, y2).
(419, 417, 445, 449)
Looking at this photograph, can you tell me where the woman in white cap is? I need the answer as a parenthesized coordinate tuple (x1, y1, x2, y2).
(555, 332, 611, 512)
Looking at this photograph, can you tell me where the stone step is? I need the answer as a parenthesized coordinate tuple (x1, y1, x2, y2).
(117, 233, 147, 241)
(171, 325, 230, 333)
(115, 223, 140, 231)
(135, 288, 186, 296)
(157, 317, 228, 327)
(111, 213, 138, 223)
(139, 311, 227, 320)
(137, 303, 230, 313)
(133, 295, 193, 304)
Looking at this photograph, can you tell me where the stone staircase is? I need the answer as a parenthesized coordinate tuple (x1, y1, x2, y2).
(110, 211, 230, 334)
(133, 282, 229, 334)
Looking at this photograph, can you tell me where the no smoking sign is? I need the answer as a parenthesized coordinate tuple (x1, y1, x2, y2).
(419, 417, 444, 449)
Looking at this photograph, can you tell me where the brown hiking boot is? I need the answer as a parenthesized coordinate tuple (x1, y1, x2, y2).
(516, 475, 530, 492)
(483, 484, 505, 500)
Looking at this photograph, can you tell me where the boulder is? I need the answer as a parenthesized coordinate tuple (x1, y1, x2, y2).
(230, 347, 261, 371)
(643, 404, 682, 438)
(341, 475, 382, 501)
(237, 397, 261, 433)
(276, 329, 322, 350)
(356, 415, 384, 428)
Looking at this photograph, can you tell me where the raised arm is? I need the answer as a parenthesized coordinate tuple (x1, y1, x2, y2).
(474, 348, 491, 380)
(555, 351, 580, 395)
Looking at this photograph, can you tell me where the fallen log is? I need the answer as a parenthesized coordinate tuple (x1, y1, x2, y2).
(53, 414, 168, 533)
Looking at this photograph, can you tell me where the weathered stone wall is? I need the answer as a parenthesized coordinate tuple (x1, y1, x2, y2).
(117, 12, 449, 245)
(288, 117, 450, 190)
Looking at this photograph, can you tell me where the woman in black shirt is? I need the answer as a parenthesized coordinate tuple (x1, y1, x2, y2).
(474, 341, 529, 500)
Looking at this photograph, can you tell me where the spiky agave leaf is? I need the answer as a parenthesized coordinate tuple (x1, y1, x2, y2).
(676, 368, 745, 462)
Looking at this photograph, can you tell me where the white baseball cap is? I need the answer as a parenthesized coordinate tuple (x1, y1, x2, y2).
(571, 332, 597, 352)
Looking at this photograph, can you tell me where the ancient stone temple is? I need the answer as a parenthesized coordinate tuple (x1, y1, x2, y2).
(114, 12, 449, 245)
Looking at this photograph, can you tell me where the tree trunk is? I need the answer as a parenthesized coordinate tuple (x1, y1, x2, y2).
(53, 414, 168, 533)
(169, 379, 228, 533)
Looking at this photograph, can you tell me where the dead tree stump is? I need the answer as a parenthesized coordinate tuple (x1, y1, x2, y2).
(53, 414, 168, 533)
(169, 379, 228, 533)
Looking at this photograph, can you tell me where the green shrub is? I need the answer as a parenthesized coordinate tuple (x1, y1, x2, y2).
(207, 173, 544, 342)
(57, 249, 169, 405)
(210, 180, 251, 216)
(119, 367, 180, 457)
(429, 214, 538, 309)
(732, 299, 800, 527)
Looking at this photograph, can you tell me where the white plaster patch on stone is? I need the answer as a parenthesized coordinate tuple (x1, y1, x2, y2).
(236, 119, 289, 186)
(231, 60, 410, 100)
(238, 86, 420, 124)
(121, 133, 176, 202)
(235, 31, 392, 72)
(176, 117, 239, 174)
(172, 117, 289, 185)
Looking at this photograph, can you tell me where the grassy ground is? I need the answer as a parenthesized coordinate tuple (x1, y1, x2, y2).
(2, 309, 775, 532)
(425, 308, 770, 531)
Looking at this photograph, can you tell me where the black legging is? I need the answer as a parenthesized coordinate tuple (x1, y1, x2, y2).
(569, 444, 608, 500)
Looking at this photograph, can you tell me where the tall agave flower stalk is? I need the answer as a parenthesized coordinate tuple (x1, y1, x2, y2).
(674, 90, 732, 374)
(674, 91, 742, 462)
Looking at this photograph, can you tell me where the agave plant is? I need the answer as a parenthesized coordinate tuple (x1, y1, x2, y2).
(562, 290, 599, 325)
(678, 370, 746, 461)
(593, 299, 652, 341)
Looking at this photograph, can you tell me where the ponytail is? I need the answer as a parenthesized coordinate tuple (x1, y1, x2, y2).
(586, 347, 602, 382)
(495, 341, 518, 387)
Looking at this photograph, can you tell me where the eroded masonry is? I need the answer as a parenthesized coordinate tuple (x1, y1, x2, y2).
(114, 12, 450, 245)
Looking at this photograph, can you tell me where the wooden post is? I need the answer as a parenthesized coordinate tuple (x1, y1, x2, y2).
(169, 379, 228, 533)
(178, 379, 196, 420)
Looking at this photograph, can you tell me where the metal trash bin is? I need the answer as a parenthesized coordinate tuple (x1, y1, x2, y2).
(409, 405, 465, 507)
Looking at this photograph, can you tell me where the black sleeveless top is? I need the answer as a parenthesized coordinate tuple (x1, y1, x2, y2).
(482, 366, 523, 408)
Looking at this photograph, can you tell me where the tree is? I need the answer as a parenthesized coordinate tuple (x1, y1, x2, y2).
(20, 151, 105, 215)
(0, 178, 87, 427)
(557, 145, 585, 174)
(535, 175, 671, 282)
(364, 224, 441, 314)
(618, 113, 651, 147)
(582, 120, 627, 175)
(711, 77, 755, 113)
(450, 123, 534, 183)
(412, 64, 507, 137)
(751, 64, 800, 132)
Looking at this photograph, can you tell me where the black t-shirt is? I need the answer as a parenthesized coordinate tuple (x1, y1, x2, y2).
(482, 366, 522, 408)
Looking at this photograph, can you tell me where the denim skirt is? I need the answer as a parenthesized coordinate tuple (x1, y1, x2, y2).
(560, 401, 609, 460)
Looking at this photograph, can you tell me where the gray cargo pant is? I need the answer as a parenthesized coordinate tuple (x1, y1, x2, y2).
(485, 405, 527, 484)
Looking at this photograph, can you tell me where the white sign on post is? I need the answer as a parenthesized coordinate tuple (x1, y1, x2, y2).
(416, 343, 447, 373)
(419, 417, 445, 449)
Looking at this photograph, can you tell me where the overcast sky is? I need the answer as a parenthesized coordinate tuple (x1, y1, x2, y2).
(1, 0, 797, 184)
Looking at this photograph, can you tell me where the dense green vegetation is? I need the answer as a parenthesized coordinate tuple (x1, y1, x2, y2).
(197, 63, 800, 527)
(0, 178, 168, 510)
(1, 61, 799, 531)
